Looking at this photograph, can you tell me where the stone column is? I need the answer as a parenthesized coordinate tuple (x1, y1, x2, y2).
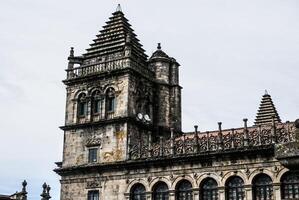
(146, 191, 152, 200)
(169, 190, 175, 200)
(193, 188, 199, 200)
(218, 186, 225, 200)
(244, 184, 252, 200)
(124, 193, 130, 200)
(273, 183, 281, 200)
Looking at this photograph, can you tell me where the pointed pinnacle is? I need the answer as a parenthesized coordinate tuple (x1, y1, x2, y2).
(116, 4, 122, 12)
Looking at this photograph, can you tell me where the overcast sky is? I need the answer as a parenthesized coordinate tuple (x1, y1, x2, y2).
(0, 0, 298, 199)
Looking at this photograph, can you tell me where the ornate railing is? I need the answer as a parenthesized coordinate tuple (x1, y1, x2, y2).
(66, 58, 153, 80)
(129, 121, 296, 160)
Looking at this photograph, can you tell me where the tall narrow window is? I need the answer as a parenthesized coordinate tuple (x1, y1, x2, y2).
(281, 172, 299, 200)
(153, 182, 169, 200)
(176, 180, 193, 200)
(225, 176, 244, 200)
(106, 88, 115, 112)
(92, 90, 103, 115)
(252, 174, 273, 200)
(88, 190, 99, 200)
(78, 93, 87, 116)
(88, 148, 97, 163)
(130, 184, 146, 200)
(200, 178, 218, 200)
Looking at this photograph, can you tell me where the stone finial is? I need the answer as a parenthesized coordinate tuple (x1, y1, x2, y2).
(46, 185, 51, 200)
(265, 89, 268, 95)
(20, 180, 28, 200)
(22, 180, 27, 193)
(194, 125, 198, 133)
(218, 122, 222, 131)
(41, 183, 48, 200)
(243, 118, 248, 128)
(157, 43, 161, 50)
(70, 47, 74, 57)
(116, 4, 122, 12)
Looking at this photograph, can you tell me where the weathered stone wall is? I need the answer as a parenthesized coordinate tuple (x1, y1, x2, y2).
(62, 122, 128, 167)
(60, 156, 290, 200)
(127, 74, 154, 120)
(64, 74, 130, 125)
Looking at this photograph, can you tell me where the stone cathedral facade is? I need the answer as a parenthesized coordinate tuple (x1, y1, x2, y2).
(55, 7, 299, 200)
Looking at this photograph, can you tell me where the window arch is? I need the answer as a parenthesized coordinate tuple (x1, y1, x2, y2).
(106, 88, 116, 115)
(252, 174, 273, 200)
(176, 180, 193, 200)
(225, 176, 244, 200)
(200, 178, 218, 200)
(77, 93, 87, 117)
(152, 182, 169, 200)
(91, 90, 103, 116)
(281, 171, 299, 199)
(130, 183, 146, 200)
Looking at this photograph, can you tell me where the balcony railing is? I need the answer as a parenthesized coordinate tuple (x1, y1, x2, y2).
(129, 122, 296, 160)
(66, 58, 153, 80)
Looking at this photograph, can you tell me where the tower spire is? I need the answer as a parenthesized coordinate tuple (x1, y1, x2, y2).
(254, 91, 281, 125)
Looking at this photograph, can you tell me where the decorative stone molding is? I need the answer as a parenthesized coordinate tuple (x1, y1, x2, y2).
(275, 119, 299, 169)
(85, 136, 102, 147)
(86, 180, 101, 189)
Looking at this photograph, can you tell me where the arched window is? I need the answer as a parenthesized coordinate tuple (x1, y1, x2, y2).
(106, 88, 116, 113)
(200, 178, 218, 200)
(77, 93, 87, 117)
(91, 90, 103, 115)
(153, 182, 169, 200)
(176, 180, 193, 200)
(281, 172, 299, 200)
(225, 176, 244, 200)
(252, 174, 273, 200)
(130, 184, 146, 200)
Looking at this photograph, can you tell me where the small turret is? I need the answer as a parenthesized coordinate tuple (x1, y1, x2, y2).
(149, 43, 182, 133)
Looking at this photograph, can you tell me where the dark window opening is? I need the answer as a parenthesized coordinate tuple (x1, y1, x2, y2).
(225, 176, 244, 200)
(281, 172, 299, 200)
(130, 184, 146, 200)
(252, 174, 273, 200)
(176, 180, 193, 200)
(201, 178, 218, 200)
(78, 93, 87, 116)
(88, 190, 99, 200)
(153, 182, 169, 200)
(88, 148, 97, 163)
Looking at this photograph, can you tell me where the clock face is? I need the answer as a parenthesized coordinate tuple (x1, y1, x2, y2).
(137, 113, 143, 120)
(144, 114, 151, 122)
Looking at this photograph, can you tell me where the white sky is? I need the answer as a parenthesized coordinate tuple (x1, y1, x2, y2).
(0, 0, 298, 199)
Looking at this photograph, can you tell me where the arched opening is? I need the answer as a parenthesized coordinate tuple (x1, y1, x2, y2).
(252, 174, 273, 200)
(225, 176, 244, 200)
(105, 87, 116, 118)
(77, 93, 87, 117)
(130, 183, 146, 200)
(152, 182, 169, 200)
(200, 178, 218, 200)
(281, 171, 299, 200)
(175, 180, 193, 200)
(91, 90, 103, 117)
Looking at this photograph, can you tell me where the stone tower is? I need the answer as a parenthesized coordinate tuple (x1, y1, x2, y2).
(56, 7, 181, 199)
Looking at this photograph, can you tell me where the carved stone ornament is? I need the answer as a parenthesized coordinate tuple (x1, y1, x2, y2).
(86, 180, 101, 189)
(86, 136, 102, 147)
(245, 167, 250, 177)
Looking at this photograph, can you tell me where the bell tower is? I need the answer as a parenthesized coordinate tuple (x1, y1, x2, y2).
(61, 8, 155, 168)
(56, 6, 182, 200)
